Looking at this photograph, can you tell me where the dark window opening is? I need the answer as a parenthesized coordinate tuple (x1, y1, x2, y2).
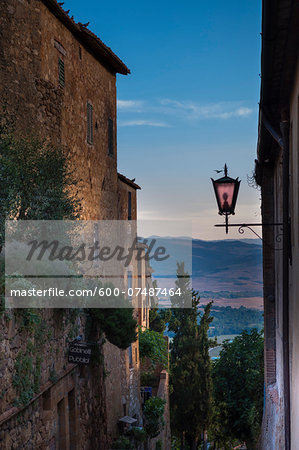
(57, 398, 66, 449)
(43, 389, 51, 411)
(129, 345, 133, 368)
(58, 58, 65, 87)
(108, 118, 114, 156)
(87, 102, 93, 144)
(128, 191, 132, 220)
(79, 46, 82, 60)
(128, 270, 133, 298)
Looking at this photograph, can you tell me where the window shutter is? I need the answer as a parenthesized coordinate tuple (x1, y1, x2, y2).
(108, 118, 113, 156)
(87, 102, 93, 144)
(58, 58, 65, 87)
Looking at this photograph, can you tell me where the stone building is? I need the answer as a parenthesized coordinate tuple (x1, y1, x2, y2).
(0, 0, 149, 448)
(255, 0, 299, 448)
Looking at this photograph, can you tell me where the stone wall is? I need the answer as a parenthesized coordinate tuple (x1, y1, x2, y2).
(0, 309, 108, 449)
(0, 0, 119, 221)
(0, 2, 147, 449)
(149, 370, 171, 450)
(103, 178, 143, 446)
(0, 0, 136, 448)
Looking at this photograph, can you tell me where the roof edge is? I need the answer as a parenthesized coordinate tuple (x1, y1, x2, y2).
(41, 0, 130, 75)
(118, 173, 141, 190)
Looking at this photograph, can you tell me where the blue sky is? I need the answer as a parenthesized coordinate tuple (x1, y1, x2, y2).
(64, 0, 262, 239)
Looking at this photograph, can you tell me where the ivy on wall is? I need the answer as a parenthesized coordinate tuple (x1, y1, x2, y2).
(12, 310, 46, 406)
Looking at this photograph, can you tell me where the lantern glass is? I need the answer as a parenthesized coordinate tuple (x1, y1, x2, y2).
(215, 182, 236, 213)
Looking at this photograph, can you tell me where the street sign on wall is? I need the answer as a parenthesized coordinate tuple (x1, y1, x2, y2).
(68, 341, 92, 365)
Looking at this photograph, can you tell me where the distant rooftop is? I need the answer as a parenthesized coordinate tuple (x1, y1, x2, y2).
(42, 0, 130, 75)
(118, 173, 141, 190)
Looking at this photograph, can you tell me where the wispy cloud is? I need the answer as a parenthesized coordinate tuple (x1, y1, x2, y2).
(117, 98, 253, 127)
(118, 120, 170, 127)
(117, 100, 144, 111)
(159, 99, 253, 120)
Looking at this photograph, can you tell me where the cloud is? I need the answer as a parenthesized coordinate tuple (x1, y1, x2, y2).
(159, 99, 253, 120)
(118, 120, 170, 127)
(117, 99, 144, 111)
(117, 98, 253, 128)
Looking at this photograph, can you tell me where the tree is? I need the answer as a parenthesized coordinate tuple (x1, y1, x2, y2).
(143, 396, 166, 439)
(212, 329, 264, 449)
(149, 280, 171, 333)
(0, 126, 81, 247)
(89, 305, 137, 350)
(169, 263, 215, 450)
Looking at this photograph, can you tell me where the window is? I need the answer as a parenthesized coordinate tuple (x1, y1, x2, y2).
(42, 389, 51, 411)
(57, 398, 66, 448)
(58, 58, 65, 87)
(79, 46, 82, 60)
(129, 345, 133, 368)
(127, 270, 133, 299)
(108, 118, 114, 156)
(128, 191, 132, 220)
(87, 102, 93, 144)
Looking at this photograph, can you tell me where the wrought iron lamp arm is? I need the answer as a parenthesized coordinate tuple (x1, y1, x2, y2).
(214, 222, 283, 242)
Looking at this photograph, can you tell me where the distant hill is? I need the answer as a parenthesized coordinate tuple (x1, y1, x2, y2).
(192, 238, 263, 293)
(147, 237, 263, 309)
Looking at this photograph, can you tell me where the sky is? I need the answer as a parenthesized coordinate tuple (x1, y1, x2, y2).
(64, 0, 262, 240)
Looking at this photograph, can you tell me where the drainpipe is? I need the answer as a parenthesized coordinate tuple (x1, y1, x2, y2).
(280, 116, 290, 450)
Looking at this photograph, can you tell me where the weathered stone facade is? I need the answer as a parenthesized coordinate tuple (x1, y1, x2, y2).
(0, 1, 149, 449)
(0, 309, 108, 449)
(0, 0, 129, 220)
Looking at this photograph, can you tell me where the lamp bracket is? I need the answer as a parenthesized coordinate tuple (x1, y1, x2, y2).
(214, 222, 283, 246)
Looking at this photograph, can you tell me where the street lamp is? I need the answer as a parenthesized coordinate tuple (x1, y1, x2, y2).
(211, 164, 241, 234)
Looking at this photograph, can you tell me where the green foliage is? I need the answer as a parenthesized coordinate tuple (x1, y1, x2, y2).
(129, 427, 147, 443)
(139, 327, 168, 368)
(13, 341, 44, 407)
(13, 351, 34, 406)
(206, 305, 263, 336)
(149, 279, 171, 333)
(212, 329, 264, 448)
(111, 436, 133, 449)
(85, 283, 137, 350)
(149, 307, 171, 334)
(0, 125, 82, 246)
(12, 310, 46, 406)
(17, 309, 42, 333)
(155, 439, 163, 450)
(89, 305, 137, 350)
(140, 371, 159, 387)
(171, 436, 186, 450)
(169, 262, 215, 448)
(143, 396, 166, 439)
(49, 365, 58, 384)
